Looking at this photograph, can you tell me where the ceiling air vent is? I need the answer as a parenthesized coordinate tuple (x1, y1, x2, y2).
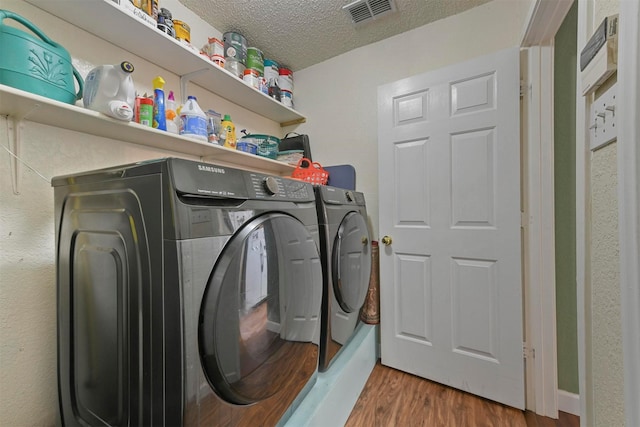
(343, 0, 397, 25)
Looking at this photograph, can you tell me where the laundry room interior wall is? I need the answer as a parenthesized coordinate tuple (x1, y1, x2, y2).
(0, 1, 279, 425)
(287, 0, 533, 239)
(1, 0, 536, 425)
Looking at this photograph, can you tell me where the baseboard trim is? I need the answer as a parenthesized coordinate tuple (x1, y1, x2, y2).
(282, 324, 378, 427)
(557, 389, 580, 416)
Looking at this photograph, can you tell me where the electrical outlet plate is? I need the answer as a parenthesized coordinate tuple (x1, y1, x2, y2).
(589, 83, 617, 151)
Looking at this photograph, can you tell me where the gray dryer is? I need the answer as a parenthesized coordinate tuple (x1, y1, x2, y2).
(314, 185, 372, 372)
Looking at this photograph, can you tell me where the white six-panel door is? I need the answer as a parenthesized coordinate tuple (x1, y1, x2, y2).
(377, 47, 524, 409)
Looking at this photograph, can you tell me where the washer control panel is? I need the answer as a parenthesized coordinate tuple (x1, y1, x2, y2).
(247, 173, 313, 201)
(169, 159, 314, 202)
(319, 185, 365, 206)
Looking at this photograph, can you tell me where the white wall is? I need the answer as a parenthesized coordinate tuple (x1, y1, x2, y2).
(590, 142, 624, 425)
(0, 1, 279, 425)
(289, 0, 533, 238)
(580, 0, 625, 425)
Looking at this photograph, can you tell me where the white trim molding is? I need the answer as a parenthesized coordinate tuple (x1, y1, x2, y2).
(557, 390, 580, 417)
(617, 2, 640, 426)
(521, 0, 574, 47)
(575, 1, 593, 425)
(523, 44, 559, 418)
(520, 0, 578, 417)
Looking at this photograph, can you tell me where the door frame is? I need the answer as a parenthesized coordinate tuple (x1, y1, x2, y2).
(521, 44, 558, 417)
(521, 0, 575, 418)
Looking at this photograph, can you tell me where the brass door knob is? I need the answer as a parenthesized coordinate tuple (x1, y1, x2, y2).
(362, 236, 369, 246)
(381, 236, 393, 246)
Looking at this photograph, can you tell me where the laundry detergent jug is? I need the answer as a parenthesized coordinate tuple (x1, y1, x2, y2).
(83, 61, 135, 121)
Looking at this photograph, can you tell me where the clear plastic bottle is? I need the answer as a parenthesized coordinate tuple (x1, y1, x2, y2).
(206, 109, 222, 144)
(179, 96, 208, 141)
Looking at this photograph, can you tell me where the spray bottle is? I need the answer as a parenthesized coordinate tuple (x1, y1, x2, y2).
(152, 76, 167, 131)
(165, 90, 179, 134)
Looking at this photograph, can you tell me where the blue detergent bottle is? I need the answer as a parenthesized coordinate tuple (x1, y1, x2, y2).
(152, 76, 166, 130)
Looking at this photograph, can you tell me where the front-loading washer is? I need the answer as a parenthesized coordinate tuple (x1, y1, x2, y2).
(314, 185, 372, 372)
(52, 157, 323, 426)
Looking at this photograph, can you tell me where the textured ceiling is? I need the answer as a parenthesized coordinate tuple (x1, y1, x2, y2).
(178, 0, 492, 71)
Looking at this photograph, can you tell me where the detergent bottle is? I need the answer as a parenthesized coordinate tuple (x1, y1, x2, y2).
(83, 61, 136, 121)
(165, 90, 179, 134)
(152, 76, 166, 130)
(179, 96, 208, 141)
(220, 114, 236, 149)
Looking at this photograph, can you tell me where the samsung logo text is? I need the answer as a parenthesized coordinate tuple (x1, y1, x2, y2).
(198, 165, 226, 174)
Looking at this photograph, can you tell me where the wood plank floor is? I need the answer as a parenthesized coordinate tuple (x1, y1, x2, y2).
(346, 362, 579, 427)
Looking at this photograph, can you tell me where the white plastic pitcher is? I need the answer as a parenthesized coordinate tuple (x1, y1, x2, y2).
(83, 61, 135, 121)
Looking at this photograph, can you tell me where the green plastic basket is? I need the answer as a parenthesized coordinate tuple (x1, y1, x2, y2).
(242, 134, 280, 159)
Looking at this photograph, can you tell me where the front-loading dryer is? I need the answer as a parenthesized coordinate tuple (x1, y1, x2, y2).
(52, 157, 323, 426)
(314, 185, 372, 372)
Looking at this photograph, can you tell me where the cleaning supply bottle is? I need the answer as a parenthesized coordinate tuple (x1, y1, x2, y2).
(220, 114, 236, 149)
(206, 109, 222, 144)
(165, 90, 179, 134)
(83, 61, 136, 121)
(152, 76, 166, 130)
(179, 96, 208, 141)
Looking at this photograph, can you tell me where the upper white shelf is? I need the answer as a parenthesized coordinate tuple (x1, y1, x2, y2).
(0, 84, 296, 176)
(24, 0, 306, 127)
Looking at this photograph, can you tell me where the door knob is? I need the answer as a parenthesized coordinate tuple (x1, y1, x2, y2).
(361, 236, 369, 246)
(381, 236, 392, 246)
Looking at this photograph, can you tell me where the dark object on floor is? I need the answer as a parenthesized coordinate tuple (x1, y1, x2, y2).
(360, 241, 379, 325)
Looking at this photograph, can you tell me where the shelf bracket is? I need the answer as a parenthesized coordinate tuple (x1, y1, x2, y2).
(5, 103, 40, 195)
(7, 117, 24, 195)
(180, 68, 212, 104)
(280, 117, 306, 128)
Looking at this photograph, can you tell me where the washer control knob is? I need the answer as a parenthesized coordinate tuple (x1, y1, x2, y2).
(345, 191, 354, 202)
(263, 176, 279, 195)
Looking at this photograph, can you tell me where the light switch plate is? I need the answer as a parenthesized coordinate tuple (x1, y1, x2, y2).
(589, 83, 617, 151)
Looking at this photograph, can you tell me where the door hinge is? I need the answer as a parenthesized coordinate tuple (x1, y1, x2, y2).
(523, 343, 535, 359)
(520, 211, 528, 229)
(520, 80, 532, 99)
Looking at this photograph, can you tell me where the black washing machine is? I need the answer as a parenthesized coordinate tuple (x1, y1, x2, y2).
(52, 158, 323, 426)
(314, 185, 372, 372)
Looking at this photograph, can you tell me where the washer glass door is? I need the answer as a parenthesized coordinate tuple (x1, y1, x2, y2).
(332, 212, 372, 312)
(199, 212, 322, 405)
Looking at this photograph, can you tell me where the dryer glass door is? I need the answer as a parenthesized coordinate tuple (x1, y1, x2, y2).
(199, 213, 322, 405)
(332, 212, 372, 312)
